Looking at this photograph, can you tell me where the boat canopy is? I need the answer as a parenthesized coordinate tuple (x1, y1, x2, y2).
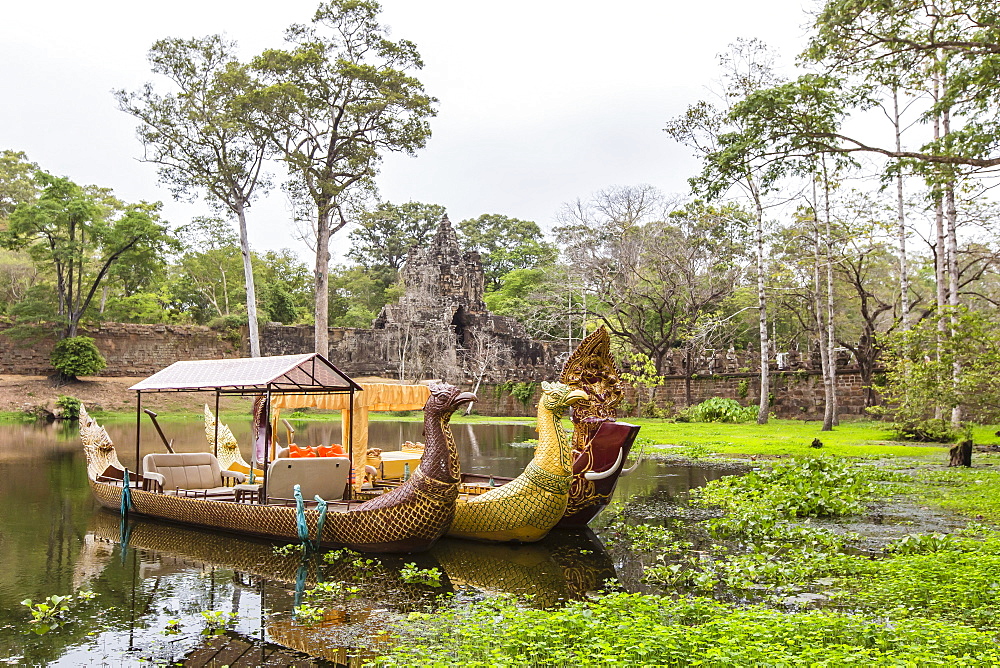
(128, 353, 361, 394)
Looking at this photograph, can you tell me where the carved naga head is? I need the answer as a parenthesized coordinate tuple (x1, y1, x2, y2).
(424, 383, 478, 418)
(539, 381, 589, 418)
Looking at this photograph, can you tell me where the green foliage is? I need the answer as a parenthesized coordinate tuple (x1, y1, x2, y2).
(736, 377, 749, 399)
(885, 532, 957, 556)
(694, 457, 892, 527)
(880, 308, 1000, 429)
(457, 214, 557, 292)
(400, 563, 442, 587)
(509, 382, 537, 408)
(272, 543, 306, 557)
(55, 395, 81, 420)
(50, 336, 106, 378)
(348, 201, 445, 274)
(678, 397, 757, 423)
(377, 591, 1000, 666)
(4, 173, 172, 337)
(20, 590, 95, 635)
(293, 602, 327, 624)
(200, 609, 236, 635)
(894, 418, 959, 443)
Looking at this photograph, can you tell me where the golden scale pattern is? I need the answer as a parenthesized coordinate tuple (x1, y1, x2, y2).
(86, 384, 469, 553)
(447, 382, 582, 542)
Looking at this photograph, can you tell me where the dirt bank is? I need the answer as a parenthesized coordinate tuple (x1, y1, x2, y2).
(0, 375, 254, 415)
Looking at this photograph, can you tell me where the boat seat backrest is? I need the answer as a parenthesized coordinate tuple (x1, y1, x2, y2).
(143, 452, 224, 491)
(266, 456, 350, 501)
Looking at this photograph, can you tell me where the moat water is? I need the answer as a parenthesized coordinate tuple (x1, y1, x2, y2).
(0, 418, 730, 666)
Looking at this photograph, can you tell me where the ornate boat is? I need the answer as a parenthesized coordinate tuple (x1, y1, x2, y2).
(447, 382, 588, 542)
(81, 353, 475, 553)
(455, 327, 643, 533)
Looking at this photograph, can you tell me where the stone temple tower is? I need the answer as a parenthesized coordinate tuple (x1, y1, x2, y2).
(374, 214, 487, 338)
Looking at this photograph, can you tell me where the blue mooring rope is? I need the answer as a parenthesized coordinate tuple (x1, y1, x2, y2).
(293, 484, 309, 544)
(313, 495, 328, 551)
(121, 469, 134, 515)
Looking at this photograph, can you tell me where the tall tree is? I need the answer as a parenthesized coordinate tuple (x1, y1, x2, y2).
(665, 39, 788, 424)
(0, 150, 40, 224)
(347, 200, 444, 281)
(248, 0, 436, 356)
(457, 214, 557, 292)
(3, 174, 171, 338)
(557, 190, 752, 380)
(117, 35, 270, 356)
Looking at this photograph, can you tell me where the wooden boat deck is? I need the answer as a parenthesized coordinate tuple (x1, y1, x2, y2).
(181, 630, 333, 667)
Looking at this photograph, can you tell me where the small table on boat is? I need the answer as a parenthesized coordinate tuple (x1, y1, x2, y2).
(378, 451, 422, 480)
(234, 483, 262, 504)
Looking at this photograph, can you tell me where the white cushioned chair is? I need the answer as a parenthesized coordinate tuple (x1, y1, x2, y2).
(265, 457, 350, 502)
(142, 452, 244, 497)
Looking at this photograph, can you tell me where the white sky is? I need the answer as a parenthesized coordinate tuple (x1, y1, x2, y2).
(0, 0, 813, 263)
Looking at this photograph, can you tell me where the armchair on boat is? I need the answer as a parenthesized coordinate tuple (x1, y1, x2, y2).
(142, 452, 245, 498)
(264, 457, 351, 502)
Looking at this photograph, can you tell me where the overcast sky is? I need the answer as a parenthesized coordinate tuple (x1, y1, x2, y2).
(0, 0, 812, 263)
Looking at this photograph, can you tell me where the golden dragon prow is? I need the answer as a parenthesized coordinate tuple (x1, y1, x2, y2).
(447, 381, 588, 542)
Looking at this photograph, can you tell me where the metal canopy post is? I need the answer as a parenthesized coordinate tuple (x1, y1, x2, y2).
(213, 391, 220, 458)
(135, 391, 142, 475)
(348, 387, 355, 500)
(262, 386, 272, 504)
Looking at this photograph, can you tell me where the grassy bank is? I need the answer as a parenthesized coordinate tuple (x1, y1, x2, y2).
(372, 422, 1000, 666)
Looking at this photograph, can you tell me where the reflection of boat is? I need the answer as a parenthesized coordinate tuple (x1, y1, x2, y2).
(448, 382, 588, 542)
(81, 354, 474, 553)
(432, 531, 617, 608)
(86, 506, 615, 611)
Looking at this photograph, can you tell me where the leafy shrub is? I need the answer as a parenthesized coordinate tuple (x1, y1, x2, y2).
(677, 397, 756, 423)
(50, 336, 106, 378)
(55, 395, 81, 420)
(510, 382, 538, 407)
(894, 418, 957, 443)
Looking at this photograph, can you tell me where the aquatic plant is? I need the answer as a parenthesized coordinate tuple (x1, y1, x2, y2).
(400, 563, 442, 587)
(20, 590, 95, 634)
(200, 610, 236, 635)
(293, 602, 327, 625)
(375, 591, 1000, 666)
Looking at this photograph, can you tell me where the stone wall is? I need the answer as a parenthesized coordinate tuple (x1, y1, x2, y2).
(474, 369, 876, 419)
(0, 322, 877, 420)
(0, 323, 238, 377)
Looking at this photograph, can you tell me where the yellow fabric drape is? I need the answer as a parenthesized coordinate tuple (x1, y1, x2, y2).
(271, 383, 429, 492)
(271, 383, 430, 411)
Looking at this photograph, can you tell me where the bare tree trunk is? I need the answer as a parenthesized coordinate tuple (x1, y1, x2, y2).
(812, 182, 834, 432)
(314, 210, 331, 357)
(753, 191, 769, 425)
(893, 88, 910, 330)
(932, 76, 946, 422)
(822, 156, 839, 427)
(942, 98, 962, 429)
(236, 204, 261, 357)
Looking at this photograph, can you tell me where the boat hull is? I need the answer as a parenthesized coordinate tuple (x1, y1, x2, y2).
(557, 421, 641, 528)
(90, 473, 455, 554)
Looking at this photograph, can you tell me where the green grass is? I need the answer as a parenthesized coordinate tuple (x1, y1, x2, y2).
(630, 418, 955, 459)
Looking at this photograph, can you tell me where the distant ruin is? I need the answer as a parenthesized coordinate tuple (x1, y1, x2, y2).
(265, 215, 566, 382)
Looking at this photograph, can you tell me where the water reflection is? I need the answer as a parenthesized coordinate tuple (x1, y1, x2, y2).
(0, 418, 732, 666)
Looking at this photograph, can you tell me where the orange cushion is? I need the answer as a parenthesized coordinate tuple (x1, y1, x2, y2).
(317, 444, 345, 457)
(289, 444, 317, 458)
